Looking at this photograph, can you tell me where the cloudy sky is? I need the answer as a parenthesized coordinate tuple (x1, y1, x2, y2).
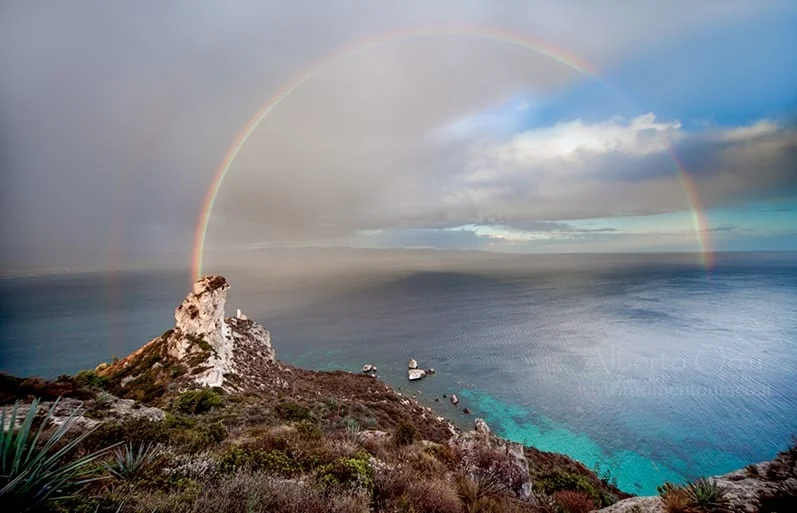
(1, 0, 796, 273)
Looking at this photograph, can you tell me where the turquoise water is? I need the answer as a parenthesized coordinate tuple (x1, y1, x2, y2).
(460, 389, 688, 494)
(2, 254, 796, 495)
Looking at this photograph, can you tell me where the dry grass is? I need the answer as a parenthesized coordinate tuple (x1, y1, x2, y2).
(553, 490, 596, 513)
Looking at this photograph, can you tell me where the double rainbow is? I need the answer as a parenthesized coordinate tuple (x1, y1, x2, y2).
(192, 24, 712, 279)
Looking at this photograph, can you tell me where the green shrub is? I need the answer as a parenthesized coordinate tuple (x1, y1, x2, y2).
(203, 422, 228, 443)
(393, 421, 418, 446)
(317, 454, 374, 491)
(218, 446, 301, 477)
(275, 401, 312, 421)
(535, 470, 603, 507)
(73, 370, 109, 390)
(296, 421, 323, 441)
(173, 389, 223, 414)
(0, 398, 117, 510)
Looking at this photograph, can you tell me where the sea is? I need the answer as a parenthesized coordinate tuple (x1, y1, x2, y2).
(1, 252, 796, 495)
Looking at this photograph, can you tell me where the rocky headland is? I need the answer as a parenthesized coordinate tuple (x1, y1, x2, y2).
(1, 275, 793, 513)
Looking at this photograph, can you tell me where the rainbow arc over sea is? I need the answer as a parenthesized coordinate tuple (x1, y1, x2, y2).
(192, 24, 713, 280)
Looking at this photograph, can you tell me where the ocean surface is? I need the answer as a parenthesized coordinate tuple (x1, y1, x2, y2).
(2, 252, 796, 495)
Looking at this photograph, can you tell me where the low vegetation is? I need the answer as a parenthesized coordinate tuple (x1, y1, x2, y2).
(4, 367, 795, 513)
(658, 479, 731, 513)
(0, 364, 638, 513)
(0, 398, 117, 511)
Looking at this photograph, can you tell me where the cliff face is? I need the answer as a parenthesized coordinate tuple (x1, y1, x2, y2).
(97, 275, 278, 398)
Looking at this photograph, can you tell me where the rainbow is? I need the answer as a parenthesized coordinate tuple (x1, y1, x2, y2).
(192, 24, 712, 279)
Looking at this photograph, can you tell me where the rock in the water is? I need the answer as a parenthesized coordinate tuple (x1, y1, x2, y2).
(362, 364, 376, 373)
(450, 394, 459, 405)
(408, 369, 426, 381)
(408, 359, 418, 369)
(463, 407, 472, 415)
(426, 368, 436, 375)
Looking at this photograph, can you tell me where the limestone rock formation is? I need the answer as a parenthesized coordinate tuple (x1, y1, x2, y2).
(98, 275, 278, 397)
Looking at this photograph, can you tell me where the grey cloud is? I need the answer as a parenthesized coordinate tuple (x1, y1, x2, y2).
(1, 0, 793, 271)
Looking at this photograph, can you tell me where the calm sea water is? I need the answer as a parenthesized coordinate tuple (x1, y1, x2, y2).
(2, 253, 796, 494)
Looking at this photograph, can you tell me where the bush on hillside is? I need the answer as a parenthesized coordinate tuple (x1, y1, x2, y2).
(173, 389, 223, 414)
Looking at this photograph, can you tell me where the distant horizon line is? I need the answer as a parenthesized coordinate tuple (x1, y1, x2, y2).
(2, 247, 795, 278)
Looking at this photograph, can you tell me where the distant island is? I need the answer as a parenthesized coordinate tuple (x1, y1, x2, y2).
(1, 276, 794, 513)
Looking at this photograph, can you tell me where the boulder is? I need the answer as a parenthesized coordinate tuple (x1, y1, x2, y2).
(463, 408, 472, 415)
(426, 368, 436, 375)
(408, 359, 418, 369)
(408, 369, 426, 381)
(362, 364, 376, 373)
(450, 394, 459, 405)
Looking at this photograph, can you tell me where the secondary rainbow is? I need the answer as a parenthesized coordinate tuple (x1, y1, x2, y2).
(192, 24, 712, 279)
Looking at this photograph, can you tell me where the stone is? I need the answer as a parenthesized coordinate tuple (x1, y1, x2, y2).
(99, 275, 278, 393)
(408, 369, 426, 381)
(362, 364, 376, 373)
(463, 407, 472, 415)
(475, 418, 490, 434)
(450, 394, 459, 405)
(426, 368, 435, 375)
(408, 359, 418, 369)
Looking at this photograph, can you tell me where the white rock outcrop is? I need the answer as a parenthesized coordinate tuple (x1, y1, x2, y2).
(408, 369, 426, 381)
(104, 275, 277, 392)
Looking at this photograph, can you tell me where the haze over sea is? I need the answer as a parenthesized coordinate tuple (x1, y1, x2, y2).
(2, 252, 796, 495)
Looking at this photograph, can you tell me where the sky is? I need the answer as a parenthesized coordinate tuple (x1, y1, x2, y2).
(1, 0, 796, 273)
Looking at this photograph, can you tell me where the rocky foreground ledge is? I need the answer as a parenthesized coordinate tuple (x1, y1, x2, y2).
(1, 275, 793, 513)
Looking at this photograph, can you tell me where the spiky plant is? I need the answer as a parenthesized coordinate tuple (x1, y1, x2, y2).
(104, 442, 160, 481)
(685, 478, 731, 513)
(1, 398, 117, 510)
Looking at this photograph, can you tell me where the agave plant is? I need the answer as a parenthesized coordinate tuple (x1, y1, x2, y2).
(104, 442, 161, 481)
(686, 478, 731, 513)
(1, 397, 117, 509)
